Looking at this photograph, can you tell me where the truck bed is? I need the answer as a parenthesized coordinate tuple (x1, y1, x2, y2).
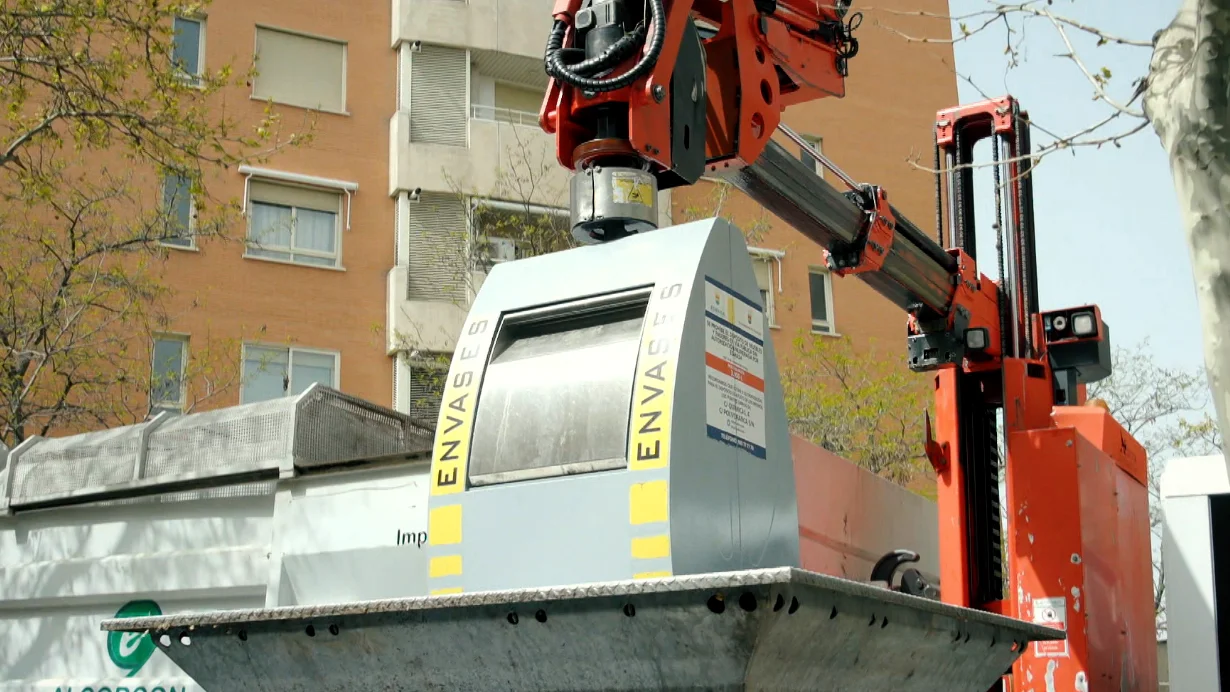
(103, 567, 1063, 692)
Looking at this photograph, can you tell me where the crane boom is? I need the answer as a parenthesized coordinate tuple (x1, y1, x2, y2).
(537, 0, 1004, 374)
(537, 0, 1159, 689)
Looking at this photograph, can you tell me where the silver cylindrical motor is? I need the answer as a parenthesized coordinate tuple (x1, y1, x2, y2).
(570, 166, 659, 244)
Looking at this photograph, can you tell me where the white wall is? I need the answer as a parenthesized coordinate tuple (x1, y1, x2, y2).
(0, 433, 946, 690)
(0, 461, 432, 691)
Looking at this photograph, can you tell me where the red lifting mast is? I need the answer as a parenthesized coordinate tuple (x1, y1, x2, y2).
(537, 0, 1159, 688)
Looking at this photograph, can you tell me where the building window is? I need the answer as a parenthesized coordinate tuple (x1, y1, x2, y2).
(470, 198, 569, 270)
(161, 174, 195, 248)
(246, 179, 342, 268)
(471, 80, 545, 126)
(172, 16, 205, 84)
(241, 345, 338, 404)
(408, 362, 446, 425)
(751, 257, 777, 327)
(809, 267, 836, 334)
(799, 134, 824, 179)
(151, 335, 188, 414)
(253, 26, 346, 113)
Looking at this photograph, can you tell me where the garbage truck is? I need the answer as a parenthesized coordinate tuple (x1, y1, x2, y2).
(1, 386, 943, 690)
(11, 0, 1170, 686)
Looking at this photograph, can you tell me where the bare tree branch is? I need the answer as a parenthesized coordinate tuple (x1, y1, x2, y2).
(0, 0, 311, 445)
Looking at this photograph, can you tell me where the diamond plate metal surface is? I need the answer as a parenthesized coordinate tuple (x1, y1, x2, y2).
(105, 568, 1063, 691)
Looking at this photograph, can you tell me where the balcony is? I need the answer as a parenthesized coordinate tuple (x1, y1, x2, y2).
(386, 265, 479, 354)
(469, 104, 539, 128)
(393, 0, 553, 59)
(389, 110, 569, 203)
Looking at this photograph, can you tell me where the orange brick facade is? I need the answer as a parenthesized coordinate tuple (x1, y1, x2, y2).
(158, 0, 396, 411)
(43, 0, 957, 440)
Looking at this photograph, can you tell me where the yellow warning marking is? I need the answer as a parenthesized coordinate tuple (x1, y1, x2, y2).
(628, 282, 686, 472)
(430, 314, 494, 497)
(429, 554, 463, 578)
(428, 504, 463, 546)
(430, 587, 464, 595)
(631, 535, 671, 559)
(634, 571, 673, 580)
(630, 481, 669, 525)
(611, 172, 654, 206)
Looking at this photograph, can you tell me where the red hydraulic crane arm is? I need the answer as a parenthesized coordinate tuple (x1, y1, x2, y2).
(537, 0, 1000, 366)
(538, 2, 1145, 688)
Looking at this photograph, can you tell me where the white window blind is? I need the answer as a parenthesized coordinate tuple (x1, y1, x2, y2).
(406, 192, 468, 302)
(253, 27, 346, 113)
(752, 259, 775, 326)
(808, 268, 836, 334)
(409, 44, 467, 146)
(246, 179, 342, 267)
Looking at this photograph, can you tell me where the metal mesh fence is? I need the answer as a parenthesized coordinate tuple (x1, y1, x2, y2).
(10, 425, 144, 502)
(144, 401, 294, 481)
(293, 386, 432, 468)
(3, 385, 435, 508)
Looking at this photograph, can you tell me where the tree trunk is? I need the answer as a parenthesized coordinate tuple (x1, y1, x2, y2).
(1144, 0, 1230, 472)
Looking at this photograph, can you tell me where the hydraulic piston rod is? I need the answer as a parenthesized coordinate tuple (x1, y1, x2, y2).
(714, 139, 958, 315)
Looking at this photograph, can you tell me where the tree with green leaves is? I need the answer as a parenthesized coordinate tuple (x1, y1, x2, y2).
(781, 330, 930, 488)
(0, 0, 307, 445)
(1087, 338, 1220, 633)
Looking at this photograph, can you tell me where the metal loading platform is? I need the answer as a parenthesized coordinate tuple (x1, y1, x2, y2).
(103, 567, 1062, 692)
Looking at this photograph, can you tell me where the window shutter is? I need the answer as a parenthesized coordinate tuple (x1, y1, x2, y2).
(253, 27, 346, 113)
(410, 44, 468, 146)
(392, 353, 405, 412)
(408, 365, 445, 427)
(406, 192, 468, 302)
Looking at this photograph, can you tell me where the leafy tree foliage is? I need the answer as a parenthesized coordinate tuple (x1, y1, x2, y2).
(0, 0, 305, 444)
(782, 331, 929, 487)
(1087, 338, 1220, 631)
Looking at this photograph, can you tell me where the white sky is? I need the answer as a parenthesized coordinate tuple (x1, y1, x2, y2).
(943, 0, 1197, 370)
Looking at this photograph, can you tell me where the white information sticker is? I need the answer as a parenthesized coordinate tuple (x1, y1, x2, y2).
(1031, 597, 1070, 658)
(702, 277, 767, 459)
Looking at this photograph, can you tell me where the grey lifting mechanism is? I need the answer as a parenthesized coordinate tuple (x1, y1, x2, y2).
(569, 165, 660, 245)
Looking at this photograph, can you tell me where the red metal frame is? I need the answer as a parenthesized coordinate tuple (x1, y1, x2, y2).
(539, 0, 847, 173)
(927, 100, 1157, 690)
(540, 2, 1157, 680)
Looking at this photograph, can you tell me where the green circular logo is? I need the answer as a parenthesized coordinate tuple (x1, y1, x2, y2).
(106, 600, 163, 677)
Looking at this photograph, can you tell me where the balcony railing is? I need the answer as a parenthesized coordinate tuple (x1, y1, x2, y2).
(470, 104, 540, 127)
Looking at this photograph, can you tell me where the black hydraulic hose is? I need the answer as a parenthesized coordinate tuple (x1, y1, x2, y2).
(543, 0, 667, 93)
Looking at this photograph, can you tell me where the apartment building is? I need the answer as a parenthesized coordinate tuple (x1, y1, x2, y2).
(383, 2, 679, 425)
(152, 1, 396, 414)
(142, 0, 957, 442)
